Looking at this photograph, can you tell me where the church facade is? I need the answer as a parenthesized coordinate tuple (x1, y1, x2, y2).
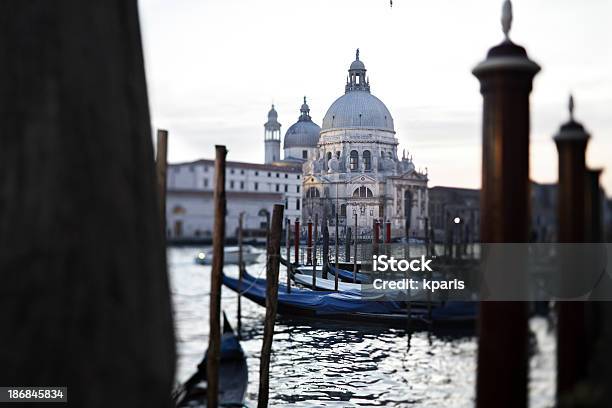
(301, 51, 429, 238)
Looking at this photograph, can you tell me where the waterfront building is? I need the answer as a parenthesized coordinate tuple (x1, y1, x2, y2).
(166, 159, 301, 241)
(428, 182, 578, 243)
(166, 90, 325, 241)
(302, 50, 429, 237)
(429, 186, 480, 243)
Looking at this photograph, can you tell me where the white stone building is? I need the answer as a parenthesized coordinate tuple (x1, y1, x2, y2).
(302, 50, 429, 237)
(166, 159, 301, 240)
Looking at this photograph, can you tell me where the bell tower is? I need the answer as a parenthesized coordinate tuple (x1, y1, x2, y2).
(264, 104, 281, 164)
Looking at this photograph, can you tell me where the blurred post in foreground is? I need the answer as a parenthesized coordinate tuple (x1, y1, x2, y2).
(472, 1, 540, 407)
(553, 97, 590, 403)
(0, 2, 175, 406)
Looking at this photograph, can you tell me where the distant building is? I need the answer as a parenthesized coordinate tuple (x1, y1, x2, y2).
(166, 98, 322, 242)
(302, 51, 429, 236)
(428, 183, 561, 243)
(166, 159, 301, 241)
(531, 182, 558, 242)
(605, 197, 612, 241)
(428, 186, 480, 243)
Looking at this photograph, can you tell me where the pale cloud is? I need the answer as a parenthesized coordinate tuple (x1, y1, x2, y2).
(138, 0, 612, 194)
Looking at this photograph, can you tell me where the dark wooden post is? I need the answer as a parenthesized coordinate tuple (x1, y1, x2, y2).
(156, 129, 168, 234)
(385, 219, 391, 244)
(345, 227, 352, 264)
(472, 2, 540, 407)
(424, 217, 430, 257)
(307, 218, 313, 265)
(323, 219, 330, 279)
(207, 145, 227, 408)
(373, 219, 379, 256)
(238, 212, 244, 338)
(335, 213, 340, 268)
(554, 96, 590, 402)
(353, 213, 358, 282)
(586, 169, 603, 242)
(294, 219, 300, 265)
(0, 3, 175, 405)
(257, 204, 284, 408)
(312, 213, 318, 289)
(286, 218, 292, 293)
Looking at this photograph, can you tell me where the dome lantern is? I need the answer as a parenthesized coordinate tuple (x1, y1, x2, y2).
(345, 48, 370, 93)
(299, 96, 311, 121)
(322, 51, 394, 133)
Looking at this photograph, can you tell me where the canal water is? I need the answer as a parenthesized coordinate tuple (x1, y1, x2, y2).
(169, 247, 555, 407)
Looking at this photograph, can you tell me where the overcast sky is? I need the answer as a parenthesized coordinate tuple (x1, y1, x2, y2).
(138, 0, 612, 194)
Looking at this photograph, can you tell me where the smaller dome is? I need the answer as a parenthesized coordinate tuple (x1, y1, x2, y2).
(284, 97, 321, 149)
(284, 120, 321, 149)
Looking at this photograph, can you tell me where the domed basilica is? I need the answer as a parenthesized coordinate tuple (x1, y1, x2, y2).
(265, 50, 429, 236)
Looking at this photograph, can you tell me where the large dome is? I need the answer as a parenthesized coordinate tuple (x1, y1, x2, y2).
(322, 91, 394, 132)
(283, 97, 321, 148)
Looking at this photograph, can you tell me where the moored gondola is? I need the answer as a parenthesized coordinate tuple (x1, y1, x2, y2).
(173, 312, 248, 407)
(223, 269, 476, 330)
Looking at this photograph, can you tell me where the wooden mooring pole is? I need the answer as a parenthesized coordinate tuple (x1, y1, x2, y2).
(353, 213, 358, 282)
(345, 227, 352, 264)
(472, 3, 540, 406)
(312, 213, 318, 289)
(155, 129, 168, 234)
(286, 218, 292, 293)
(323, 217, 330, 279)
(373, 219, 379, 256)
(554, 96, 590, 402)
(294, 219, 300, 266)
(207, 145, 227, 408)
(238, 212, 244, 338)
(307, 218, 313, 265)
(335, 213, 340, 269)
(257, 204, 284, 408)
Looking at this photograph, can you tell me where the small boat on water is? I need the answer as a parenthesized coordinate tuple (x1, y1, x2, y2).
(291, 271, 433, 303)
(195, 245, 262, 265)
(222, 270, 476, 329)
(291, 271, 361, 293)
(328, 264, 373, 284)
(173, 313, 248, 407)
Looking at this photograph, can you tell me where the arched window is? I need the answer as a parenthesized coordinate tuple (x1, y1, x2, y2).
(353, 186, 373, 198)
(349, 150, 359, 171)
(306, 187, 320, 198)
(327, 152, 332, 161)
(363, 150, 371, 170)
